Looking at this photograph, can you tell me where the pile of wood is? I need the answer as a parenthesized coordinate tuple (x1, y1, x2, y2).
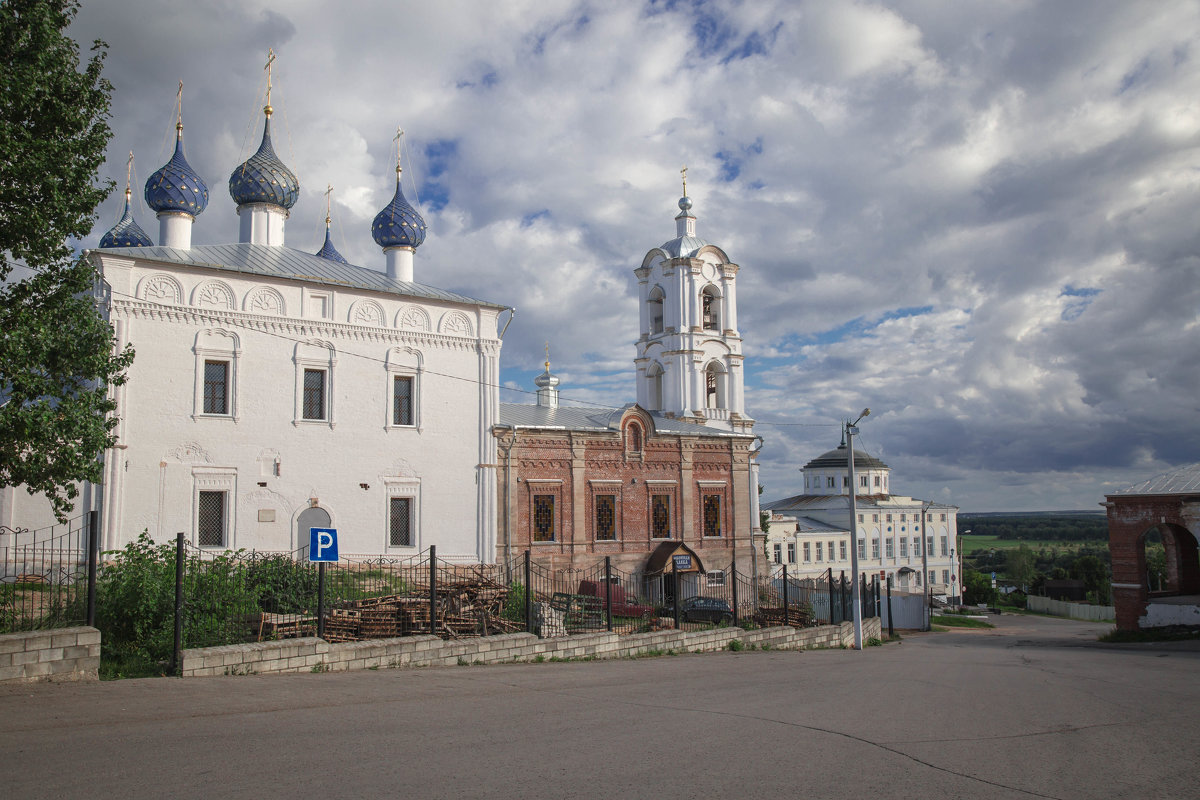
(317, 573, 526, 642)
(755, 604, 816, 629)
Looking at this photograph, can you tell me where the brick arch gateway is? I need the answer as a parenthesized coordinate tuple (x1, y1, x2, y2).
(1106, 464, 1200, 630)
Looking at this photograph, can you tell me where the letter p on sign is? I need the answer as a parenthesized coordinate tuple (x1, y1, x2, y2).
(310, 527, 339, 562)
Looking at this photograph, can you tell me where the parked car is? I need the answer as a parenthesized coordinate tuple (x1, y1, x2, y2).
(576, 579, 654, 618)
(680, 596, 733, 624)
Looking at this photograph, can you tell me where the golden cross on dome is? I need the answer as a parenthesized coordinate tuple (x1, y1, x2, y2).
(264, 49, 276, 112)
(544, 341, 551, 370)
(175, 80, 183, 130)
(324, 184, 334, 225)
(393, 126, 405, 176)
(125, 151, 134, 197)
(681, 165, 688, 197)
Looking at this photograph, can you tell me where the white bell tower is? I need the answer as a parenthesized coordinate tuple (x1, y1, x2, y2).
(633, 169, 752, 434)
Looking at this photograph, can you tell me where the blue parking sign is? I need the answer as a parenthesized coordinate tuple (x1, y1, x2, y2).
(310, 528, 339, 562)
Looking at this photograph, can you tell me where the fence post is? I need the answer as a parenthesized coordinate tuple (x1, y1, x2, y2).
(672, 574, 681, 630)
(317, 562, 327, 639)
(604, 556, 613, 633)
(731, 565, 740, 626)
(782, 564, 789, 627)
(428, 544, 437, 636)
(860, 573, 867, 620)
(885, 575, 894, 638)
(827, 568, 835, 625)
(523, 549, 532, 634)
(85, 510, 99, 627)
(172, 532, 184, 677)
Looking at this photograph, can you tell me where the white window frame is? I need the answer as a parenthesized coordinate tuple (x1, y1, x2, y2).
(839, 541, 847, 560)
(294, 343, 336, 427)
(787, 542, 795, 563)
(773, 543, 782, 564)
(383, 477, 420, 552)
(802, 542, 810, 562)
(192, 330, 240, 421)
(815, 541, 823, 562)
(192, 467, 236, 549)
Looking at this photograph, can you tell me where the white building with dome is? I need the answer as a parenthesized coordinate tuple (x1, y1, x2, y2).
(1, 79, 507, 562)
(763, 438, 960, 601)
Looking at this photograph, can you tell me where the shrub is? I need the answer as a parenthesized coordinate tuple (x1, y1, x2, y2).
(503, 582, 528, 621)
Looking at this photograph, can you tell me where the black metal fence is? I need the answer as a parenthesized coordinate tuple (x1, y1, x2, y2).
(0, 512, 97, 634)
(162, 543, 881, 671)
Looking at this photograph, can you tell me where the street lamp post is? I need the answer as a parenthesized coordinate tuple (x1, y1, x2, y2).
(845, 408, 870, 650)
(920, 501, 932, 632)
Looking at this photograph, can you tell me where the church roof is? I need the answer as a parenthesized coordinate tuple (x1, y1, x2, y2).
(91, 243, 507, 309)
(99, 192, 153, 248)
(1109, 463, 1200, 497)
(314, 227, 349, 264)
(145, 129, 209, 216)
(803, 445, 889, 471)
(372, 175, 427, 249)
(498, 402, 752, 438)
(229, 116, 299, 209)
(657, 234, 712, 259)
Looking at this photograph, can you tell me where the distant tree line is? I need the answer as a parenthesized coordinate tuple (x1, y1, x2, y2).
(962, 515, 1108, 542)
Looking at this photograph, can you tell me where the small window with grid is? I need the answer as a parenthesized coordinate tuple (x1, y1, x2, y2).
(788, 542, 796, 563)
(651, 494, 671, 538)
(702, 494, 721, 537)
(533, 495, 555, 542)
(816, 541, 823, 561)
(839, 541, 847, 560)
(594, 494, 616, 541)
(303, 369, 326, 420)
(393, 376, 414, 426)
(197, 490, 225, 547)
(389, 497, 413, 547)
(773, 543, 781, 563)
(203, 361, 228, 414)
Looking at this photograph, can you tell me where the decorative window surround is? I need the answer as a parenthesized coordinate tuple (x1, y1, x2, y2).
(192, 329, 240, 421)
(294, 341, 337, 428)
(192, 467, 236, 548)
(382, 477, 420, 551)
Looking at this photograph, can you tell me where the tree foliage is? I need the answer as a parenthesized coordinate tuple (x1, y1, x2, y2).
(0, 0, 133, 520)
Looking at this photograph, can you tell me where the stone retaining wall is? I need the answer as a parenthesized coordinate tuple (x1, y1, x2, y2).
(0, 627, 101, 683)
(181, 618, 884, 677)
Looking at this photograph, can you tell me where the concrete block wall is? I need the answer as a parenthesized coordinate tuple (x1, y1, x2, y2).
(181, 616, 886, 677)
(0, 627, 101, 684)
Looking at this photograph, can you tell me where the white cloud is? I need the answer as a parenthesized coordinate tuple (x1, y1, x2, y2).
(72, 0, 1200, 511)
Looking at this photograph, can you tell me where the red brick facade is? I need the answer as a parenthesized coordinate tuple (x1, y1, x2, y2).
(1106, 493, 1200, 630)
(494, 407, 758, 577)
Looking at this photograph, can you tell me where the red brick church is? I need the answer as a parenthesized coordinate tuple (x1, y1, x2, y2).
(494, 186, 763, 581)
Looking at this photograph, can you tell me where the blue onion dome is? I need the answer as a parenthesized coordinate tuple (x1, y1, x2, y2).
(372, 167, 427, 248)
(315, 224, 348, 264)
(145, 123, 209, 216)
(99, 188, 153, 248)
(228, 113, 300, 209)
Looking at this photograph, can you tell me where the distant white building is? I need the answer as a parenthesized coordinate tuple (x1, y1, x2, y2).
(764, 439, 960, 600)
(1, 89, 506, 562)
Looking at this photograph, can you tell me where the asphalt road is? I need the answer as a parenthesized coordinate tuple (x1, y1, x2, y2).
(2, 614, 1197, 799)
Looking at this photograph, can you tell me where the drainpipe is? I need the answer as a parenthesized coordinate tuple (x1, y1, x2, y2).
(497, 423, 517, 581)
(748, 435, 764, 583)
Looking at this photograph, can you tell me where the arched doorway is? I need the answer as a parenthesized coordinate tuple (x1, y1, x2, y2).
(295, 506, 331, 557)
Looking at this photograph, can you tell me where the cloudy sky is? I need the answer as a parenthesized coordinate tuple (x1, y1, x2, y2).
(70, 0, 1200, 512)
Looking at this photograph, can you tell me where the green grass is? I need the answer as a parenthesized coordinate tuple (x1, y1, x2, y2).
(960, 535, 1101, 553)
(931, 614, 994, 629)
(1099, 626, 1200, 643)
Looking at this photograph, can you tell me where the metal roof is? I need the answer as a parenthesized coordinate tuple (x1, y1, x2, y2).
(764, 493, 955, 513)
(657, 235, 712, 259)
(1110, 463, 1200, 497)
(94, 243, 507, 309)
(498, 402, 753, 438)
(803, 445, 889, 471)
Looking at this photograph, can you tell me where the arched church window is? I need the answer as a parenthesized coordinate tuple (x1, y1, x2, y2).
(705, 361, 726, 409)
(647, 363, 664, 410)
(648, 287, 665, 334)
(701, 286, 720, 331)
(627, 422, 642, 453)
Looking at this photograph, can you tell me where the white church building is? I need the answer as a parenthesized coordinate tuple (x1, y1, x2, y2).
(1, 85, 507, 561)
(764, 438, 961, 601)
